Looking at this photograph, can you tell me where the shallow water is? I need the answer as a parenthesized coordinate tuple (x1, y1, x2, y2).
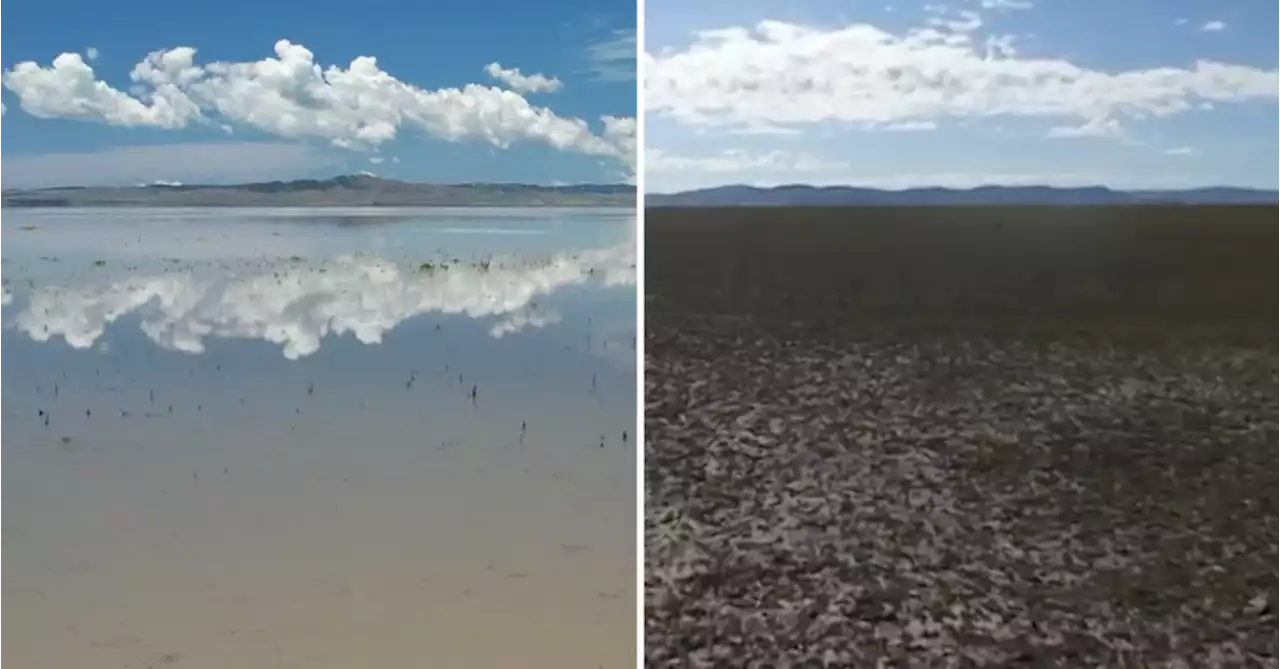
(2, 208, 637, 669)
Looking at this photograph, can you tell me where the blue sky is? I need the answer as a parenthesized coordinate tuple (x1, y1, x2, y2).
(645, 0, 1278, 192)
(2, 0, 636, 187)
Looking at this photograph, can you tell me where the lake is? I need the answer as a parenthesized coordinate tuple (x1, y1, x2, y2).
(2, 208, 637, 669)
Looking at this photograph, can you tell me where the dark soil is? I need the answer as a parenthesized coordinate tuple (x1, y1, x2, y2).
(644, 206, 1278, 667)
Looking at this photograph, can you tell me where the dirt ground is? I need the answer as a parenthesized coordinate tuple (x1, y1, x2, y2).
(644, 206, 1277, 667)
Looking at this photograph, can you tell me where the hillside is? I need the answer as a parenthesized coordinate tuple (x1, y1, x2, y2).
(645, 185, 1279, 207)
(2, 174, 636, 208)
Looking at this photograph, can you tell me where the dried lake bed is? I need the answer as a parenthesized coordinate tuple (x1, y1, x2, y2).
(2, 207, 637, 669)
(644, 207, 1278, 667)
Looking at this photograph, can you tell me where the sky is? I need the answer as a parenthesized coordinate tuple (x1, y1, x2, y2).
(645, 0, 1279, 192)
(1, 0, 636, 188)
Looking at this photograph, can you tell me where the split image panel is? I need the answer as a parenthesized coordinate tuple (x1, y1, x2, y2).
(642, 3, 1278, 666)
(2, 3, 638, 668)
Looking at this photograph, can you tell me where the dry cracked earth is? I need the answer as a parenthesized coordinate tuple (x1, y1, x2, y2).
(645, 316, 1277, 668)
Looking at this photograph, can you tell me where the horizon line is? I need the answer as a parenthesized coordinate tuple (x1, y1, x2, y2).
(647, 183, 1280, 196)
(5, 175, 640, 192)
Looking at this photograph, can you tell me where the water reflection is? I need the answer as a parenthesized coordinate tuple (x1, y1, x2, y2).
(9, 241, 633, 359)
(2, 208, 637, 669)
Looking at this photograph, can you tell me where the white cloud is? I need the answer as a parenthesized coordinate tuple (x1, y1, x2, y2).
(3, 52, 201, 128)
(1047, 117, 1124, 138)
(1201, 20, 1226, 32)
(85, 47, 99, 61)
(584, 29, 636, 82)
(12, 240, 635, 360)
(368, 156, 384, 164)
(982, 34, 1018, 58)
(980, 0, 1033, 10)
(645, 20, 1278, 135)
(490, 307, 562, 338)
(483, 62, 564, 94)
(601, 115, 638, 175)
(3, 40, 634, 171)
(1164, 146, 1197, 156)
(1174, 18, 1189, 26)
(0, 142, 335, 188)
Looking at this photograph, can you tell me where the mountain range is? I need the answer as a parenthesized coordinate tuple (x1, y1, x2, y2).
(6, 177, 1273, 208)
(2, 174, 635, 208)
(646, 185, 1279, 207)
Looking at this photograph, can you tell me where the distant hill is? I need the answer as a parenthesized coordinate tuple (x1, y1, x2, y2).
(646, 185, 1280, 207)
(2, 174, 636, 208)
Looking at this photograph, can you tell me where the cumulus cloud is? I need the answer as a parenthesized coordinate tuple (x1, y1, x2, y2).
(12, 241, 635, 360)
(85, 47, 99, 61)
(601, 115, 638, 176)
(1201, 21, 1226, 32)
(3, 52, 201, 128)
(644, 19, 1278, 136)
(3, 40, 634, 170)
(483, 62, 563, 94)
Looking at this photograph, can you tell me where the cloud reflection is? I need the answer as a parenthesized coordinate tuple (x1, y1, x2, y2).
(11, 241, 634, 359)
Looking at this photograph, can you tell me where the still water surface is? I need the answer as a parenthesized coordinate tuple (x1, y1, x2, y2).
(3, 208, 636, 669)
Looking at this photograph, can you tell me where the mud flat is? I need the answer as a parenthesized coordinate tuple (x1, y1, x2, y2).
(644, 206, 1277, 667)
